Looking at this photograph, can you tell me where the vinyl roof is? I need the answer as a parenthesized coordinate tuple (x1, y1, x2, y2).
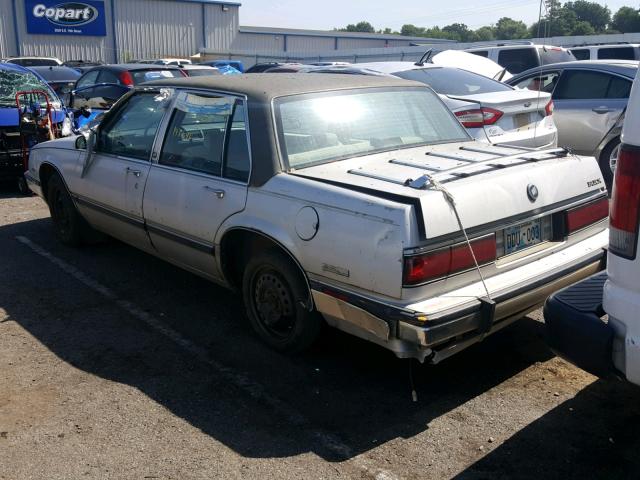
(143, 73, 423, 101)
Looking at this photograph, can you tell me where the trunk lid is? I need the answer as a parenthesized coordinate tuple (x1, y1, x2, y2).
(294, 141, 605, 240)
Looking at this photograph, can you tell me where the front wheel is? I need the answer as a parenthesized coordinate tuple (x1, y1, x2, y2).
(242, 250, 321, 353)
(47, 174, 86, 246)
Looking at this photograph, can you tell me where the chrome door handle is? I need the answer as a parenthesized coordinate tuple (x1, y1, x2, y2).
(203, 186, 225, 199)
(126, 167, 141, 177)
(592, 106, 612, 114)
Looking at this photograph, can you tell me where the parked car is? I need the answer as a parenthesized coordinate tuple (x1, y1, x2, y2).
(199, 60, 244, 72)
(264, 63, 309, 73)
(27, 65, 81, 100)
(507, 60, 638, 190)
(4, 56, 62, 67)
(303, 62, 557, 149)
(25, 74, 608, 362)
(0, 62, 70, 191)
(430, 50, 513, 81)
(70, 64, 186, 128)
(465, 42, 576, 74)
(245, 62, 295, 73)
(544, 66, 640, 386)
(179, 65, 221, 77)
(63, 60, 104, 73)
(570, 43, 640, 61)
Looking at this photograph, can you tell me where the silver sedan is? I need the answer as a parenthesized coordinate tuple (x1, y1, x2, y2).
(507, 60, 638, 190)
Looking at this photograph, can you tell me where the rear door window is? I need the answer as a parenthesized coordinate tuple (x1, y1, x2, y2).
(571, 49, 591, 60)
(598, 47, 636, 60)
(607, 76, 632, 98)
(98, 69, 121, 85)
(554, 70, 630, 100)
(498, 48, 538, 73)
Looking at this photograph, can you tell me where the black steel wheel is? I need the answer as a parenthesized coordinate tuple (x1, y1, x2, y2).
(243, 250, 321, 352)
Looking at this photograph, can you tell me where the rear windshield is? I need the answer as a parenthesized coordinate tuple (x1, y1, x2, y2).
(132, 69, 183, 84)
(598, 47, 636, 60)
(393, 67, 512, 95)
(538, 47, 576, 65)
(185, 69, 220, 77)
(275, 87, 469, 169)
(0, 70, 58, 106)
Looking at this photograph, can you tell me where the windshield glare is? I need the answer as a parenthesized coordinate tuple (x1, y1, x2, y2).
(276, 88, 469, 169)
(393, 67, 512, 96)
(0, 70, 58, 106)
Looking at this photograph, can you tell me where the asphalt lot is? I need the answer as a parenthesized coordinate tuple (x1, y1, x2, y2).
(2, 187, 640, 480)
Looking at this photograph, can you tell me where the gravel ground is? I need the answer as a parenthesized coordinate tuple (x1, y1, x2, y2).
(1, 189, 640, 480)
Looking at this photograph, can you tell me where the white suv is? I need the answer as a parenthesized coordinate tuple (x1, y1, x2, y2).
(544, 68, 640, 384)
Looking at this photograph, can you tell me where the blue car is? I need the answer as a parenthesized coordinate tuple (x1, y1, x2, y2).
(0, 62, 69, 190)
(199, 60, 244, 72)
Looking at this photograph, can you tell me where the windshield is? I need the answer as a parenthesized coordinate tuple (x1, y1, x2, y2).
(0, 70, 58, 107)
(393, 67, 512, 96)
(275, 87, 469, 169)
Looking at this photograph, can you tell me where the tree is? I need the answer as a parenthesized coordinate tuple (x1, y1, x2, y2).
(342, 21, 375, 33)
(564, 1, 610, 32)
(474, 26, 496, 41)
(442, 23, 477, 42)
(612, 6, 640, 33)
(495, 17, 528, 39)
(572, 20, 596, 35)
(400, 24, 425, 37)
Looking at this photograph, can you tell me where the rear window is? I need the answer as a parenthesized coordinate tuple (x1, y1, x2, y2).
(571, 48, 591, 60)
(598, 47, 636, 60)
(132, 69, 183, 84)
(538, 47, 576, 65)
(275, 87, 469, 169)
(8, 58, 59, 67)
(393, 67, 512, 95)
(498, 48, 538, 74)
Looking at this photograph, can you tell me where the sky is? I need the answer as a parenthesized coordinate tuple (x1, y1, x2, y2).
(239, 0, 634, 31)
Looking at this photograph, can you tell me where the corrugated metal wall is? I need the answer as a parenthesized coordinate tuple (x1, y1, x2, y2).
(337, 38, 387, 50)
(0, 1, 16, 58)
(231, 32, 283, 52)
(14, 0, 116, 62)
(204, 3, 237, 52)
(287, 35, 334, 53)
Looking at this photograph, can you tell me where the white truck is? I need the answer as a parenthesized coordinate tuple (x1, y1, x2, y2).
(545, 68, 640, 384)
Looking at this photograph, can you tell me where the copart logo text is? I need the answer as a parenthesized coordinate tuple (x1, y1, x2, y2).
(33, 3, 98, 27)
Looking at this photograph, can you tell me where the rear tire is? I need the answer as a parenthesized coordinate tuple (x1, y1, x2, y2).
(17, 176, 31, 196)
(242, 250, 321, 353)
(47, 174, 88, 246)
(598, 137, 620, 194)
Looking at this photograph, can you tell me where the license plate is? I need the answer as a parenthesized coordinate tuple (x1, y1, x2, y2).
(514, 113, 531, 129)
(502, 219, 544, 255)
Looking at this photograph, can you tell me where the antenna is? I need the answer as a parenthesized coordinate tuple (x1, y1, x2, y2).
(414, 49, 433, 67)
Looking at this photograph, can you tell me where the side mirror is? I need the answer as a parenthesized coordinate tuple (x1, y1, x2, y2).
(81, 129, 97, 177)
(75, 135, 87, 149)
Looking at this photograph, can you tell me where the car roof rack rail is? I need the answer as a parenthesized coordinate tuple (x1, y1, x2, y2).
(466, 40, 535, 48)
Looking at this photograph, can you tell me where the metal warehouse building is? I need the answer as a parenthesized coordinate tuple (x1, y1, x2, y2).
(0, 0, 437, 63)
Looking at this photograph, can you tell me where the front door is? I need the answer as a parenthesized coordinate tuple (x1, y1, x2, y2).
(143, 91, 251, 279)
(74, 90, 172, 249)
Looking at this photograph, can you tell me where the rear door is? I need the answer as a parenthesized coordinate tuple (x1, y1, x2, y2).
(143, 90, 251, 279)
(552, 69, 631, 153)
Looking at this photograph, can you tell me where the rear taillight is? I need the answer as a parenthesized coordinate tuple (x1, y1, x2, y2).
(545, 100, 554, 116)
(565, 197, 609, 234)
(610, 144, 640, 259)
(119, 71, 134, 87)
(455, 107, 503, 128)
(403, 235, 496, 286)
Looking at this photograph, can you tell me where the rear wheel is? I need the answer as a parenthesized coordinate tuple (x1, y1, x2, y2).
(47, 174, 87, 246)
(598, 137, 620, 193)
(242, 250, 321, 353)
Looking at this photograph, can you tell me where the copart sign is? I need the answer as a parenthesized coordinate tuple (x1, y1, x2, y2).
(25, 0, 107, 36)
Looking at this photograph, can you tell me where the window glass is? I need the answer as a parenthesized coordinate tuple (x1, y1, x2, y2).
(275, 88, 469, 169)
(72, 84, 130, 110)
(571, 49, 591, 60)
(223, 101, 250, 182)
(598, 47, 635, 60)
(159, 92, 234, 176)
(131, 69, 183, 85)
(76, 69, 100, 88)
(498, 48, 538, 74)
(394, 67, 512, 95)
(554, 70, 612, 99)
(98, 69, 121, 84)
(469, 50, 488, 58)
(0, 70, 58, 107)
(513, 71, 560, 93)
(97, 91, 172, 160)
(607, 76, 632, 98)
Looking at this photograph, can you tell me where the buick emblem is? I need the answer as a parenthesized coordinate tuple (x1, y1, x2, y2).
(527, 184, 539, 202)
